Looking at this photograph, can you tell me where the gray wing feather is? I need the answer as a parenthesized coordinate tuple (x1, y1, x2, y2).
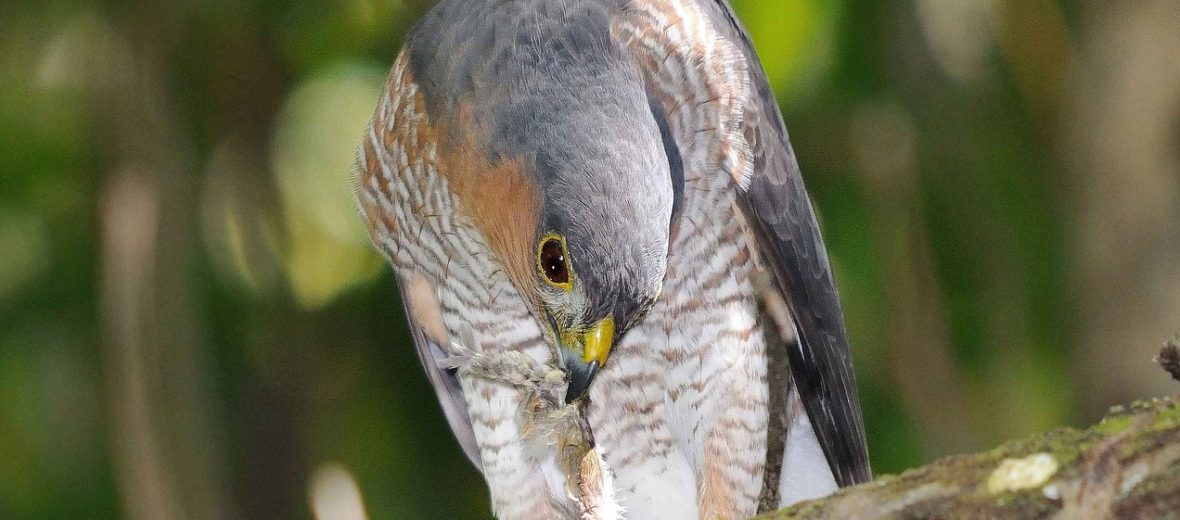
(394, 277, 483, 471)
(700, 0, 872, 486)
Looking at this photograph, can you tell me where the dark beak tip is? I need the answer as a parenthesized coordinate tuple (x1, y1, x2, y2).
(564, 360, 600, 404)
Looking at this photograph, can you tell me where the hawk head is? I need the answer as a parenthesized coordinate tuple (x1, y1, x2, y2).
(462, 68, 681, 402)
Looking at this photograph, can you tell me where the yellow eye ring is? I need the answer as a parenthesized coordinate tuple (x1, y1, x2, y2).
(537, 233, 573, 291)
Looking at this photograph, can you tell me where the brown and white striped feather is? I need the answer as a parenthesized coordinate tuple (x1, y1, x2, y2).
(585, 1, 840, 518)
(358, 53, 575, 519)
(595, 3, 758, 519)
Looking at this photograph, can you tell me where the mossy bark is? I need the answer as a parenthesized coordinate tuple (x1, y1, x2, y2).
(761, 397, 1180, 519)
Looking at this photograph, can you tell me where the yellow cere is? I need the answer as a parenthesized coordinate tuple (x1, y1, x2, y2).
(581, 317, 615, 364)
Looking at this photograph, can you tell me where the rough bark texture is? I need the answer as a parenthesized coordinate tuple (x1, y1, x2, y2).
(760, 396, 1180, 519)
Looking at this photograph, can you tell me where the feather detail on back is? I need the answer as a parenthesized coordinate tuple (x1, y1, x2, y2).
(612, 0, 755, 192)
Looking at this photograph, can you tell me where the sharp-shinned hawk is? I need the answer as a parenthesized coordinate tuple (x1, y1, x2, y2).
(356, 1, 871, 518)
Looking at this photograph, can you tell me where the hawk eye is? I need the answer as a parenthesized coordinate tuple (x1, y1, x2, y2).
(538, 236, 570, 288)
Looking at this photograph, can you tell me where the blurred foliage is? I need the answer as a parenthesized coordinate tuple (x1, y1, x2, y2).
(1, 0, 1177, 519)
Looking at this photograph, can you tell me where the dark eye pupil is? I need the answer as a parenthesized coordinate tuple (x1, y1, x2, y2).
(541, 239, 568, 284)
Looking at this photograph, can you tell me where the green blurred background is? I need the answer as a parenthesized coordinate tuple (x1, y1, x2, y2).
(2, 0, 1178, 518)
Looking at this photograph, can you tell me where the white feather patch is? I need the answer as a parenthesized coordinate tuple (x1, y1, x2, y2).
(778, 406, 839, 507)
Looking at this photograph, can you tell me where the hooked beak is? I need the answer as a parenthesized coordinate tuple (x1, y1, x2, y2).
(559, 316, 615, 403)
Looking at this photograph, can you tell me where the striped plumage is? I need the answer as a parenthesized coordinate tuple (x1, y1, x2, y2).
(356, 1, 871, 518)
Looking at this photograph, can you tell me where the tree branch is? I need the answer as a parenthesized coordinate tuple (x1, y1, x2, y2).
(762, 396, 1180, 518)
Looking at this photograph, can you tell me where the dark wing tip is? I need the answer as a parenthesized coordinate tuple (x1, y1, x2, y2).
(748, 197, 873, 487)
